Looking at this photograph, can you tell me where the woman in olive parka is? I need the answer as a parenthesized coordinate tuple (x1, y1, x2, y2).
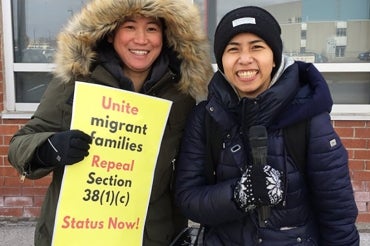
(7, 0, 213, 245)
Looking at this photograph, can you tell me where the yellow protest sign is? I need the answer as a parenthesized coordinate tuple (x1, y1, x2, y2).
(52, 82, 172, 246)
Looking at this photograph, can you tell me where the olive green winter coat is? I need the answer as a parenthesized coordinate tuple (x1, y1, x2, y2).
(8, 0, 213, 245)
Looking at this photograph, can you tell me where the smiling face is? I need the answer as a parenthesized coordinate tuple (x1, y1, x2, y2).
(109, 15, 163, 90)
(221, 32, 275, 98)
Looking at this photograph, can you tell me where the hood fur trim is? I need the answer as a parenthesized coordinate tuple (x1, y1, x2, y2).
(54, 0, 213, 101)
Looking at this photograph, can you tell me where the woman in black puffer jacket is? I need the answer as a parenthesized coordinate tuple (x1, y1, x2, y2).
(175, 6, 359, 246)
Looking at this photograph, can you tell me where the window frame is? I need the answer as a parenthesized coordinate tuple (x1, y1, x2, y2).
(2, 0, 55, 117)
(2, 0, 370, 120)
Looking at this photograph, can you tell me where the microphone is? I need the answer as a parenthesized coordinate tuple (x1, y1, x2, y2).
(249, 125, 270, 227)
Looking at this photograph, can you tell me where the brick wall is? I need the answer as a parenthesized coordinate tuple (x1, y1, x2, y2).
(0, 118, 370, 221)
(0, 118, 51, 218)
(335, 120, 370, 222)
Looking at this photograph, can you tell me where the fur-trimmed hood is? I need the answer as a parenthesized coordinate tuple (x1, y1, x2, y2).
(53, 0, 213, 100)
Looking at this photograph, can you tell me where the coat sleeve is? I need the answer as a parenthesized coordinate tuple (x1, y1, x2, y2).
(8, 78, 74, 179)
(307, 112, 359, 245)
(174, 103, 244, 226)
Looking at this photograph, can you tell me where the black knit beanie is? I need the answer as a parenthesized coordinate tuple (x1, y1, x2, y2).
(214, 6, 283, 75)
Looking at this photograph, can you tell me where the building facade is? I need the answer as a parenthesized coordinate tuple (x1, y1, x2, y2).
(1, 0, 370, 223)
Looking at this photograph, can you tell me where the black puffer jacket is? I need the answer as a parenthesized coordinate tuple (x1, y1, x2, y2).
(175, 60, 359, 245)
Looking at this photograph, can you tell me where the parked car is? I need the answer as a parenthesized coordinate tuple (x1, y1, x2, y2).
(313, 53, 328, 63)
(21, 49, 48, 63)
(42, 49, 56, 62)
(284, 52, 328, 63)
(358, 51, 370, 61)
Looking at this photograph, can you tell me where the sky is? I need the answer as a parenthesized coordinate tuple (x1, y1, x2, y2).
(23, 0, 300, 41)
(23, 0, 87, 40)
(194, 0, 301, 22)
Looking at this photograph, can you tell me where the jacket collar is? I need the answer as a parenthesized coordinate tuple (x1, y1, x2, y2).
(52, 0, 213, 101)
(208, 61, 332, 130)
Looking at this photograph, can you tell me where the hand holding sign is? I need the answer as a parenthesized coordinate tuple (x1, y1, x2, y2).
(35, 130, 92, 167)
(52, 82, 172, 246)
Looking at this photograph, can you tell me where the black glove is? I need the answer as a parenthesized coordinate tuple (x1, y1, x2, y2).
(34, 130, 92, 167)
(233, 164, 284, 212)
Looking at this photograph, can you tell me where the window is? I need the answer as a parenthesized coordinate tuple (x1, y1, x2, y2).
(2, 0, 370, 119)
(336, 46, 346, 58)
(336, 28, 346, 37)
(2, 0, 88, 115)
(193, 0, 370, 119)
(301, 30, 307, 39)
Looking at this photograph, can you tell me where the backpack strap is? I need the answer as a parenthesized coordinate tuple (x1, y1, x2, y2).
(205, 114, 310, 179)
(283, 120, 310, 175)
(204, 112, 222, 184)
